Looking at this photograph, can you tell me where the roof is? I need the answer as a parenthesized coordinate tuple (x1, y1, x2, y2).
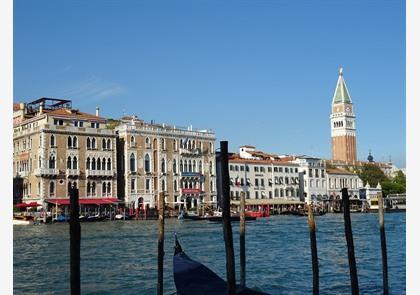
(229, 153, 298, 166)
(332, 68, 352, 104)
(326, 168, 356, 175)
(13, 103, 21, 112)
(45, 108, 106, 122)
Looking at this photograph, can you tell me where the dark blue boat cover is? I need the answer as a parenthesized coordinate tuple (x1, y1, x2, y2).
(173, 238, 269, 295)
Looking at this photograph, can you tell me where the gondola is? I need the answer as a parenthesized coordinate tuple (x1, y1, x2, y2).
(173, 236, 269, 295)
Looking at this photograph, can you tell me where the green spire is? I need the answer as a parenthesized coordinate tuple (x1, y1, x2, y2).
(332, 67, 352, 104)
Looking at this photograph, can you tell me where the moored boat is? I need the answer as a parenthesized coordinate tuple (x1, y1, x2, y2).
(13, 215, 35, 225)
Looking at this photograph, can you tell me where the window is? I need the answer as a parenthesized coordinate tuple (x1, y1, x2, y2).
(193, 160, 197, 172)
(72, 136, 77, 148)
(67, 156, 72, 169)
(102, 182, 107, 196)
(50, 135, 55, 147)
(285, 177, 289, 185)
(235, 165, 239, 171)
(230, 165, 234, 171)
(86, 157, 91, 170)
(260, 167, 265, 172)
(161, 158, 166, 173)
(309, 169, 313, 177)
(209, 161, 213, 175)
(130, 153, 136, 172)
(199, 161, 202, 173)
(254, 167, 259, 172)
(73, 157, 77, 169)
(245, 165, 249, 172)
(107, 158, 111, 170)
(255, 179, 259, 186)
(107, 182, 111, 195)
(92, 138, 96, 149)
(261, 179, 265, 187)
(255, 191, 259, 199)
(107, 139, 111, 150)
(91, 122, 99, 128)
(91, 158, 96, 170)
(101, 158, 106, 170)
(53, 119, 63, 126)
(102, 139, 106, 150)
(160, 138, 165, 150)
(131, 179, 136, 191)
(268, 167, 272, 172)
(87, 137, 91, 149)
(269, 191, 272, 198)
(49, 181, 55, 197)
(174, 180, 178, 191)
(188, 160, 192, 172)
(161, 179, 166, 191)
(146, 179, 150, 191)
(274, 167, 278, 172)
(144, 154, 150, 173)
(96, 158, 101, 170)
(285, 168, 289, 173)
(275, 188, 279, 197)
(68, 136, 72, 148)
(246, 191, 250, 199)
(49, 156, 55, 169)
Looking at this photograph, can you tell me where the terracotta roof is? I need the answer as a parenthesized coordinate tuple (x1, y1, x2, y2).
(326, 168, 355, 175)
(229, 154, 298, 166)
(46, 108, 105, 122)
(13, 103, 21, 112)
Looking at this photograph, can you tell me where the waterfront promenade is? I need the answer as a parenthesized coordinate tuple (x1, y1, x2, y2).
(14, 213, 405, 294)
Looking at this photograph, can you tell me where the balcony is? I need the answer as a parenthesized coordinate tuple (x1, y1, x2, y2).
(86, 169, 115, 177)
(17, 171, 29, 178)
(181, 188, 202, 195)
(181, 172, 203, 178)
(66, 169, 80, 177)
(34, 168, 59, 176)
(180, 148, 202, 156)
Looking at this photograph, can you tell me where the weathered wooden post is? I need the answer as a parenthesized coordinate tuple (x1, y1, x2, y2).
(220, 141, 236, 295)
(377, 191, 389, 295)
(307, 204, 319, 295)
(69, 187, 81, 295)
(239, 191, 246, 287)
(342, 188, 359, 295)
(157, 192, 165, 295)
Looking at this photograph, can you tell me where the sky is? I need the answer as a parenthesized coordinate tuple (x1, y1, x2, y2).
(14, 0, 406, 167)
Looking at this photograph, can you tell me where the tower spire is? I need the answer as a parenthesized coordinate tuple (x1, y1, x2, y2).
(332, 67, 352, 105)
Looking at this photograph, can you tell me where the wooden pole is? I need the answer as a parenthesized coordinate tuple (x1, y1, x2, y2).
(342, 188, 359, 295)
(307, 204, 319, 295)
(377, 192, 389, 295)
(220, 141, 236, 295)
(69, 187, 81, 295)
(157, 192, 165, 295)
(239, 191, 246, 287)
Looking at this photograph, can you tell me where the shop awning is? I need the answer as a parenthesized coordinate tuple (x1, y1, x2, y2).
(45, 198, 121, 206)
(15, 202, 42, 208)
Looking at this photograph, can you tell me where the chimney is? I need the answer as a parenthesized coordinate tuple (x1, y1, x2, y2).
(39, 101, 44, 114)
(95, 106, 100, 117)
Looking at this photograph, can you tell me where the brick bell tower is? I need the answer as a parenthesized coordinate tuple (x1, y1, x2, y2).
(330, 67, 357, 163)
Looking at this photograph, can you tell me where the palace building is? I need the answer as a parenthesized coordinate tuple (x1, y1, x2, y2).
(330, 68, 357, 164)
(13, 98, 118, 207)
(115, 116, 217, 212)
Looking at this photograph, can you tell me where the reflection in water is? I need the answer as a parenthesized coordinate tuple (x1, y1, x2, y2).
(14, 213, 405, 295)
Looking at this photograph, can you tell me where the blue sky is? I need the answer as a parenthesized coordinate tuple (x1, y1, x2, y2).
(14, 0, 406, 167)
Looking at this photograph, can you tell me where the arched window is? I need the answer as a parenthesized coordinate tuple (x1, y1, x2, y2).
(160, 138, 165, 150)
(67, 156, 72, 169)
(130, 136, 135, 146)
(87, 137, 91, 149)
(275, 188, 279, 197)
(92, 138, 96, 149)
(161, 158, 166, 173)
(107, 182, 111, 194)
(174, 180, 178, 191)
(73, 157, 77, 169)
(161, 179, 166, 191)
(173, 159, 177, 174)
(102, 138, 106, 150)
(184, 160, 187, 172)
(96, 158, 101, 170)
(179, 160, 183, 172)
(188, 140, 192, 150)
(92, 182, 96, 196)
(91, 158, 96, 170)
(199, 161, 202, 173)
(192, 160, 196, 172)
(107, 158, 111, 170)
(130, 153, 136, 172)
(72, 136, 77, 148)
(38, 157, 42, 169)
(280, 189, 284, 197)
(102, 182, 106, 196)
(144, 154, 150, 173)
(49, 156, 55, 169)
(86, 157, 91, 170)
(107, 139, 111, 150)
(188, 160, 192, 172)
(102, 158, 106, 170)
(87, 182, 91, 196)
(145, 137, 150, 147)
(67, 136, 72, 148)
(49, 181, 55, 197)
(209, 161, 213, 175)
(173, 139, 177, 151)
(50, 135, 55, 147)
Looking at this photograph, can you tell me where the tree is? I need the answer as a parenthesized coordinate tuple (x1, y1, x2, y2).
(358, 164, 388, 187)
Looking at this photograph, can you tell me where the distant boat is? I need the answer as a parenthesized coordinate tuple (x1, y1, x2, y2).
(207, 215, 257, 222)
(13, 215, 34, 225)
(173, 236, 269, 295)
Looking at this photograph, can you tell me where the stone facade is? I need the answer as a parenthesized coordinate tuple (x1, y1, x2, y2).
(13, 98, 117, 206)
(115, 116, 216, 211)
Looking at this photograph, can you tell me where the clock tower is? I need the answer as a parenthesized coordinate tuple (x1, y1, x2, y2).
(330, 67, 357, 163)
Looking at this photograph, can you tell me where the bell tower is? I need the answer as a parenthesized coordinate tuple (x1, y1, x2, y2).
(330, 67, 357, 163)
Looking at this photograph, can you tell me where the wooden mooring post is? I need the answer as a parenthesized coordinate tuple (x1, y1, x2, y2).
(220, 141, 236, 295)
(157, 192, 165, 295)
(378, 192, 389, 295)
(69, 187, 81, 295)
(239, 191, 246, 287)
(342, 188, 359, 295)
(307, 204, 319, 295)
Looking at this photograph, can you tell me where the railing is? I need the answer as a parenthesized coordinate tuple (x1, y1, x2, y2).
(18, 171, 29, 177)
(86, 170, 114, 177)
(66, 169, 80, 177)
(34, 168, 59, 176)
(181, 188, 202, 194)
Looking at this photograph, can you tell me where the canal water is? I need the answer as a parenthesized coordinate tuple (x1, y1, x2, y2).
(14, 213, 405, 295)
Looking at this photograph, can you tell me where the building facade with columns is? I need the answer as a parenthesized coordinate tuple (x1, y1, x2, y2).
(226, 146, 301, 202)
(115, 116, 217, 211)
(330, 68, 357, 164)
(326, 167, 363, 199)
(13, 98, 118, 207)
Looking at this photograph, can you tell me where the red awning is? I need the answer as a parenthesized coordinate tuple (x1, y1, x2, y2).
(15, 202, 42, 208)
(45, 198, 121, 206)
